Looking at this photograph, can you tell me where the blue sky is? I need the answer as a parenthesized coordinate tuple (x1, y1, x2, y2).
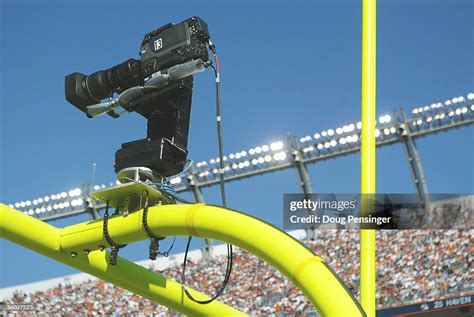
(0, 0, 472, 287)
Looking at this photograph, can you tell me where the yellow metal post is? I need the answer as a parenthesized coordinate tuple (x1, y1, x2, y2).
(0, 205, 243, 316)
(58, 203, 365, 316)
(360, 0, 377, 316)
(1, 203, 365, 316)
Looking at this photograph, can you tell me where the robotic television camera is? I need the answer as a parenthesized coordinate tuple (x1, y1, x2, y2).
(64, 17, 231, 296)
(65, 16, 212, 182)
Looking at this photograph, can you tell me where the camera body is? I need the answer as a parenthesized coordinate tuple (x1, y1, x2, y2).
(140, 16, 210, 80)
(64, 16, 211, 178)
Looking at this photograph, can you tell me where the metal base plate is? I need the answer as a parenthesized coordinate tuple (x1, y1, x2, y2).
(90, 182, 172, 214)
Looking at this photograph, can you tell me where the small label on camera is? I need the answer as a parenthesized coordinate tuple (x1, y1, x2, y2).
(154, 38, 163, 50)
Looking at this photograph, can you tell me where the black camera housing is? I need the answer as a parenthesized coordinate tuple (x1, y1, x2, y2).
(64, 16, 211, 178)
(116, 77, 194, 177)
(65, 16, 209, 114)
(140, 16, 210, 80)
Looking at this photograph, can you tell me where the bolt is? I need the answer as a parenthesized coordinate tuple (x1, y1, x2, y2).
(71, 252, 78, 258)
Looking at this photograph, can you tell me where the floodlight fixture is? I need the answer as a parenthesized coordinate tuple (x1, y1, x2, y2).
(273, 151, 287, 161)
(270, 141, 284, 151)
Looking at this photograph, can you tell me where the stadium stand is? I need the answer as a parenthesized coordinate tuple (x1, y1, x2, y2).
(1, 229, 471, 316)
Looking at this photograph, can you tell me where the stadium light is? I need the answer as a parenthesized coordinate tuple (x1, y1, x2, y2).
(270, 141, 284, 151)
(8, 93, 473, 220)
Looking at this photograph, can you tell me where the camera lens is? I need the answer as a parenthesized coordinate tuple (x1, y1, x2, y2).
(83, 70, 112, 101)
(84, 59, 143, 101)
(65, 59, 143, 114)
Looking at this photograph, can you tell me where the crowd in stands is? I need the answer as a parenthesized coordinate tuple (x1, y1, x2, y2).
(3, 230, 472, 316)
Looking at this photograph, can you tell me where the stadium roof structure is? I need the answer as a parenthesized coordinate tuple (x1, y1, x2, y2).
(6, 92, 473, 223)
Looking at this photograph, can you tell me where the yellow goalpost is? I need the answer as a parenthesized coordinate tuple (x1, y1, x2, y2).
(0, 203, 365, 316)
(1, 0, 377, 315)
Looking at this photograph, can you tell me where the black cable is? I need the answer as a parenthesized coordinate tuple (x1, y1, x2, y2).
(181, 236, 233, 304)
(210, 55, 227, 207)
(103, 201, 127, 265)
(158, 236, 176, 257)
(180, 41, 233, 304)
(141, 191, 165, 260)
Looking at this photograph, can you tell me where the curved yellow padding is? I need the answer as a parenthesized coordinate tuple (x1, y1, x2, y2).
(0, 204, 244, 316)
(58, 203, 365, 316)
